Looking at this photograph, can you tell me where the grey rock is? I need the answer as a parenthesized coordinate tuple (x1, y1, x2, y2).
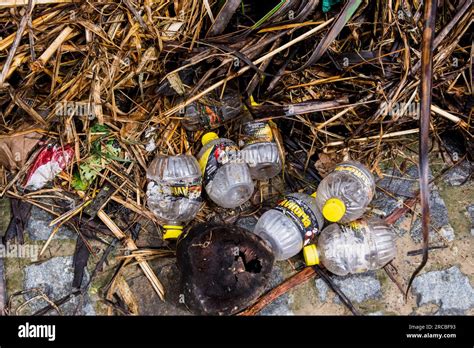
(443, 160, 472, 186)
(438, 225, 455, 242)
(372, 165, 428, 217)
(236, 216, 258, 232)
(410, 189, 453, 242)
(260, 263, 294, 316)
(315, 277, 329, 302)
(315, 272, 382, 304)
(378, 165, 421, 198)
(127, 258, 189, 315)
(23, 256, 95, 315)
(412, 266, 474, 314)
(26, 206, 76, 241)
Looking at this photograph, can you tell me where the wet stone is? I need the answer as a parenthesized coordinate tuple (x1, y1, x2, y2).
(127, 258, 190, 315)
(23, 256, 95, 315)
(412, 266, 474, 314)
(236, 216, 258, 232)
(443, 160, 472, 186)
(259, 263, 294, 316)
(26, 206, 76, 241)
(410, 189, 454, 242)
(315, 271, 382, 304)
(372, 165, 425, 217)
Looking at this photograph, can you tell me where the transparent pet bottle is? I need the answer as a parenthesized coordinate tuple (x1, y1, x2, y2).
(197, 132, 254, 209)
(317, 217, 397, 276)
(146, 154, 203, 239)
(180, 91, 242, 131)
(240, 120, 282, 180)
(315, 161, 375, 223)
(253, 192, 324, 261)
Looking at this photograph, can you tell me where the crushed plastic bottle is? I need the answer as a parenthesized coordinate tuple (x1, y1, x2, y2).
(179, 91, 242, 131)
(317, 217, 397, 276)
(253, 192, 324, 261)
(315, 161, 375, 223)
(197, 132, 254, 209)
(146, 154, 203, 239)
(240, 120, 282, 180)
(24, 143, 74, 191)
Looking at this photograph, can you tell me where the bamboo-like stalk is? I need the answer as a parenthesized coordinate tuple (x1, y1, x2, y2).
(0, 0, 78, 7)
(159, 17, 334, 119)
(0, 0, 34, 86)
(31, 26, 77, 72)
(0, 10, 59, 50)
(325, 129, 419, 147)
(432, 104, 469, 128)
(97, 210, 165, 301)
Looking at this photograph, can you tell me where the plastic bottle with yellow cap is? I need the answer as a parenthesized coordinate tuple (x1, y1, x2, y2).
(253, 192, 324, 261)
(146, 154, 203, 240)
(197, 132, 254, 208)
(317, 217, 397, 276)
(315, 160, 376, 223)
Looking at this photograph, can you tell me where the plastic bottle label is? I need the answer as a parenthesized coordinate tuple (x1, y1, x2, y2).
(341, 220, 370, 239)
(334, 163, 374, 197)
(241, 121, 274, 146)
(148, 177, 202, 202)
(340, 220, 373, 273)
(274, 196, 321, 243)
(198, 140, 240, 186)
(197, 104, 223, 129)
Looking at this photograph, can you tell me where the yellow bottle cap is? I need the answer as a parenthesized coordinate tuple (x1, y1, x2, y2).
(311, 191, 317, 198)
(201, 132, 219, 145)
(250, 95, 260, 106)
(322, 198, 346, 222)
(163, 225, 184, 240)
(303, 244, 319, 266)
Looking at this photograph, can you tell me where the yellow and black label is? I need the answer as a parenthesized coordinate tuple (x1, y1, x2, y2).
(152, 177, 202, 201)
(342, 219, 370, 241)
(198, 139, 239, 186)
(334, 163, 374, 197)
(274, 195, 321, 244)
(241, 120, 274, 146)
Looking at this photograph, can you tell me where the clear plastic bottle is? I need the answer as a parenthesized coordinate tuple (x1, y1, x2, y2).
(253, 193, 324, 261)
(197, 132, 254, 208)
(240, 120, 282, 180)
(317, 217, 397, 276)
(315, 161, 376, 223)
(179, 92, 242, 131)
(146, 154, 203, 239)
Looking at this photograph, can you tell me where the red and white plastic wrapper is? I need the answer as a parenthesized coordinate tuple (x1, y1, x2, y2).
(23, 144, 74, 190)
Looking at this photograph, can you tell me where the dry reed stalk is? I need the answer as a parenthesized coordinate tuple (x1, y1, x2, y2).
(97, 210, 165, 300)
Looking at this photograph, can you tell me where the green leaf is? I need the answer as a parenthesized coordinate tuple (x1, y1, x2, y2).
(250, 0, 286, 30)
